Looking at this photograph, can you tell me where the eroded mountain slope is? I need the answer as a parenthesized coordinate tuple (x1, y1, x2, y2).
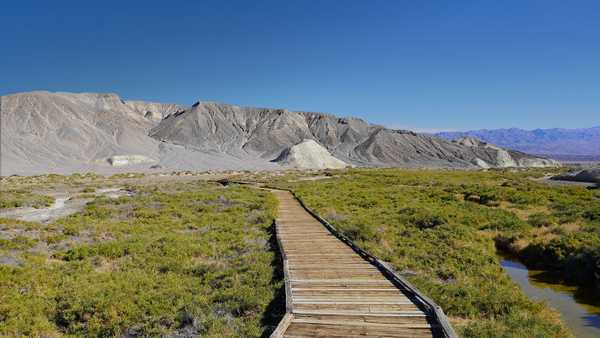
(1, 91, 160, 175)
(151, 101, 557, 168)
(1, 91, 558, 175)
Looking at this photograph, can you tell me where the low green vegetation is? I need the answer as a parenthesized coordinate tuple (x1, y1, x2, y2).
(3, 168, 597, 337)
(0, 179, 282, 337)
(262, 168, 599, 337)
(0, 189, 55, 209)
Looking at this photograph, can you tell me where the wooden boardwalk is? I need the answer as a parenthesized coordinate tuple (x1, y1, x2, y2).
(271, 190, 453, 338)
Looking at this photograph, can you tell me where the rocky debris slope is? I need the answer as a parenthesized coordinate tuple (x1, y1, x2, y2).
(272, 139, 348, 169)
(1, 91, 559, 175)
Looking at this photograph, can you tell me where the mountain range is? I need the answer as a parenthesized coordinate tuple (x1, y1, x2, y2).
(0, 91, 558, 175)
(436, 127, 600, 162)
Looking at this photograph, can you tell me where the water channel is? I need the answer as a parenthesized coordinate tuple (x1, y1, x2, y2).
(499, 255, 600, 337)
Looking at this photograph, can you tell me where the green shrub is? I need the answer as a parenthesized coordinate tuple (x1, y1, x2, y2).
(479, 193, 500, 207)
(0, 236, 37, 250)
(410, 212, 447, 229)
(584, 209, 600, 221)
(482, 217, 529, 232)
(342, 222, 379, 242)
(0, 191, 54, 209)
(527, 213, 557, 227)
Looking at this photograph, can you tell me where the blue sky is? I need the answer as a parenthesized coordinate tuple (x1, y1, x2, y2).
(1, 0, 599, 131)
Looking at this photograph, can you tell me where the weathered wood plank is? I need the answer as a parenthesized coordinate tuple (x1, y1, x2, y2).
(268, 189, 447, 338)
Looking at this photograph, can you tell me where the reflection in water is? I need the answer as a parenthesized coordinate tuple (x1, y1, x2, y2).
(500, 255, 600, 338)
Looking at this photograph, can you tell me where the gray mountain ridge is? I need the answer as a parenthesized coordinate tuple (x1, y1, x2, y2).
(1, 91, 558, 175)
(149, 100, 557, 168)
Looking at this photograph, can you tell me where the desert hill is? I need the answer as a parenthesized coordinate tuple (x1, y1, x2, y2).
(1, 91, 160, 175)
(0, 91, 558, 175)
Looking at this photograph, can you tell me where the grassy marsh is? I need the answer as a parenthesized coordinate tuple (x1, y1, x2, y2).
(2, 168, 599, 337)
(0, 177, 282, 337)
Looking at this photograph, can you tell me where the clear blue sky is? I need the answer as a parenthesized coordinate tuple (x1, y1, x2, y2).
(2, 0, 599, 131)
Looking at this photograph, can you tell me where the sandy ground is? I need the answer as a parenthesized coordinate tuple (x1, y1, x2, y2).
(0, 195, 83, 223)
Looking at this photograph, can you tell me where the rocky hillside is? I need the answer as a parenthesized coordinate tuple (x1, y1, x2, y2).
(1, 91, 160, 175)
(0, 91, 558, 175)
(452, 137, 558, 168)
(150, 101, 558, 168)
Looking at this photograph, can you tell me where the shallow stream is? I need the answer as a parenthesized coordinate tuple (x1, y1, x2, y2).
(499, 255, 600, 337)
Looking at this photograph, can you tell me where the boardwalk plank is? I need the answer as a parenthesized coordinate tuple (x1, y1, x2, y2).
(271, 190, 437, 338)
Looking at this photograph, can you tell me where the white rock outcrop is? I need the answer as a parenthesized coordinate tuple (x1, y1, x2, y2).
(273, 139, 348, 169)
(107, 155, 155, 167)
(472, 158, 491, 168)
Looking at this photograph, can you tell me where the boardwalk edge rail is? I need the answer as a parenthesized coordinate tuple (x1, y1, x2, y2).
(270, 219, 294, 338)
(220, 180, 458, 338)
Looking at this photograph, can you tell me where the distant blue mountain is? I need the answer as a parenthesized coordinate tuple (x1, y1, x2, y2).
(436, 126, 600, 161)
